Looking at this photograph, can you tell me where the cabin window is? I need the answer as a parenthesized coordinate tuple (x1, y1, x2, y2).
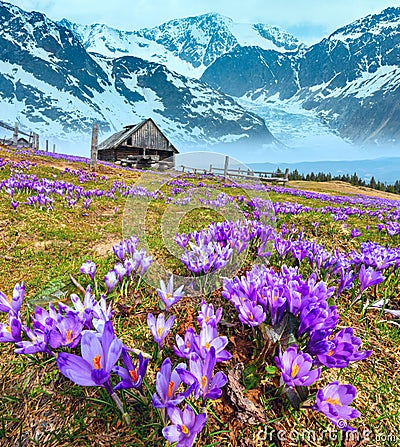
(126, 137, 132, 146)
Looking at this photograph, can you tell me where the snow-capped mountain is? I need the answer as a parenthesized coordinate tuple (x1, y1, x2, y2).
(201, 7, 400, 146)
(0, 2, 273, 150)
(59, 13, 303, 78)
(1, 0, 398, 154)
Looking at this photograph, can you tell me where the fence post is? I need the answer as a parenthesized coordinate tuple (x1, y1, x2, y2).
(13, 122, 18, 145)
(223, 155, 229, 180)
(53, 144, 56, 153)
(209, 164, 213, 173)
(90, 123, 99, 168)
(284, 168, 289, 180)
(45, 139, 49, 152)
(36, 134, 40, 151)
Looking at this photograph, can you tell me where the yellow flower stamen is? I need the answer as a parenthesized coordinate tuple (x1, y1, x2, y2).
(66, 329, 73, 343)
(291, 364, 300, 378)
(92, 355, 102, 370)
(167, 381, 175, 398)
(326, 396, 342, 407)
(181, 424, 189, 435)
(201, 375, 208, 389)
(129, 369, 138, 382)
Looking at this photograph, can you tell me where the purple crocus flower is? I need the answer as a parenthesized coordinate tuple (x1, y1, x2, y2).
(15, 327, 51, 355)
(315, 328, 372, 368)
(152, 357, 188, 408)
(133, 249, 152, 275)
(162, 405, 207, 447)
(337, 268, 356, 296)
(104, 270, 119, 293)
(298, 300, 338, 336)
(237, 299, 266, 327)
(157, 276, 184, 311)
(0, 282, 24, 313)
(0, 312, 22, 343)
(83, 198, 92, 209)
(147, 313, 175, 349)
(266, 288, 287, 326)
(92, 294, 113, 332)
(174, 327, 197, 359)
(306, 329, 334, 357)
(350, 228, 362, 238)
(359, 265, 385, 293)
(113, 242, 126, 261)
(57, 321, 122, 389)
(113, 348, 149, 392)
(32, 305, 58, 333)
(49, 314, 84, 349)
(11, 200, 19, 210)
(80, 261, 96, 281)
(194, 323, 231, 362)
(68, 286, 97, 328)
(275, 345, 321, 388)
(124, 258, 136, 278)
(178, 347, 227, 402)
(175, 233, 191, 249)
(313, 381, 360, 431)
(197, 301, 222, 327)
(114, 263, 127, 281)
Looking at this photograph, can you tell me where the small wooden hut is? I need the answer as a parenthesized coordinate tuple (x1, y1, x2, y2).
(97, 118, 178, 166)
(17, 137, 30, 147)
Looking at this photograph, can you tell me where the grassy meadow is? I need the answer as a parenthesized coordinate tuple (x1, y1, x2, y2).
(0, 145, 399, 447)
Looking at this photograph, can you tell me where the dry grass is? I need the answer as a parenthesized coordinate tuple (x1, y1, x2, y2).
(0, 147, 399, 446)
(288, 180, 400, 200)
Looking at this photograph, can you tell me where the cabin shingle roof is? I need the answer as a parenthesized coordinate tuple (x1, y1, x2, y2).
(98, 118, 178, 153)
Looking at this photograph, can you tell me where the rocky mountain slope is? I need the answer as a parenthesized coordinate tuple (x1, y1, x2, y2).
(201, 7, 400, 146)
(59, 13, 302, 78)
(0, 2, 274, 149)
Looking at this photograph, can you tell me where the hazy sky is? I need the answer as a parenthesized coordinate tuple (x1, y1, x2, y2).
(8, 0, 400, 43)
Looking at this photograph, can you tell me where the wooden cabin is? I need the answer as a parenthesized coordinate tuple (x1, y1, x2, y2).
(97, 118, 178, 166)
(17, 137, 30, 147)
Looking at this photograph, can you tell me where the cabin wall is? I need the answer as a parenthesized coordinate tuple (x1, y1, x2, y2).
(125, 120, 170, 150)
(156, 150, 175, 161)
(114, 147, 143, 159)
(98, 149, 116, 161)
(99, 147, 175, 162)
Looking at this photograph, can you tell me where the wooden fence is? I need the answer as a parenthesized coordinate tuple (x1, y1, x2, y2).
(180, 156, 289, 185)
(0, 120, 60, 153)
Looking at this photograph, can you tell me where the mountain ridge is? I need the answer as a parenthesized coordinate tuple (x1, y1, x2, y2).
(201, 6, 400, 146)
(58, 12, 303, 78)
(0, 1, 275, 151)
